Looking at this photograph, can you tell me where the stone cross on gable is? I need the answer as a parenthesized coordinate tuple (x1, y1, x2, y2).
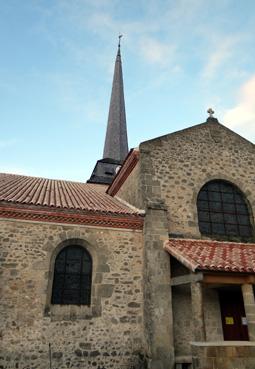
(207, 108, 215, 118)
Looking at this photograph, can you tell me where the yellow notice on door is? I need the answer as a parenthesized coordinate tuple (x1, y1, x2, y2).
(225, 317, 234, 325)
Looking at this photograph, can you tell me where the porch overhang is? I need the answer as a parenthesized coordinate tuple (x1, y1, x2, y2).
(166, 238, 255, 348)
(164, 238, 255, 274)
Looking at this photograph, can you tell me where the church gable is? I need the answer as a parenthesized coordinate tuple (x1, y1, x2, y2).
(133, 117, 255, 240)
(140, 117, 254, 151)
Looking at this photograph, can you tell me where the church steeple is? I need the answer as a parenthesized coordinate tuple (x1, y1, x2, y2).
(88, 38, 129, 185)
(103, 35, 128, 162)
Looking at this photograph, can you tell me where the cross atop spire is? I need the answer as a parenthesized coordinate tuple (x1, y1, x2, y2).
(118, 34, 123, 49)
(117, 34, 122, 57)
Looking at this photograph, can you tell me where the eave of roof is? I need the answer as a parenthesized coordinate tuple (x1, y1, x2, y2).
(164, 238, 255, 274)
(107, 148, 139, 196)
(0, 203, 143, 229)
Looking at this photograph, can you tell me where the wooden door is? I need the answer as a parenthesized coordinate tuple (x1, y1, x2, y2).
(219, 290, 249, 341)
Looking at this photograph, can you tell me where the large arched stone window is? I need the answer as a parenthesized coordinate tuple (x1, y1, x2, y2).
(51, 245, 92, 305)
(197, 180, 253, 239)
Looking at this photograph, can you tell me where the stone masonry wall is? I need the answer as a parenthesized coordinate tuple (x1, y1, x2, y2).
(192, 342, 255, 369)
(172, 284, 223, 357)
(0, 218, 144, 369)
(136, 120, 255, 367)
(172, 285, 192, 357)
(139, 120, 255, 239)
(116, 162, 143, 210)
(204, 289, 223, 341)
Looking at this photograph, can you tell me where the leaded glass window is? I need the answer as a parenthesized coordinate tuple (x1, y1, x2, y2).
(197, 180, 253, 239)
(51, 246, 92, 305)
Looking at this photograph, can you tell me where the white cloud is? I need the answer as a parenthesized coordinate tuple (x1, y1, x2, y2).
(223, 75, 255, 141)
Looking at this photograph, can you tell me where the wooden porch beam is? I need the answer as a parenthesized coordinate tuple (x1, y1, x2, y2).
(203, 274, 255, 285)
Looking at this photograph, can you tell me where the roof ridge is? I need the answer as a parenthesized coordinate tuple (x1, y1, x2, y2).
(0, 172, 89, 185)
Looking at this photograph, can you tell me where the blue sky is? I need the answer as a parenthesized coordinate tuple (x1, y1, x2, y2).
(1, 0, 255, 181)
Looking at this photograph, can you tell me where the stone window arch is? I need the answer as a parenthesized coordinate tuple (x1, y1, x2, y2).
(197, 180, 253, 239)
(51, 245, 92, 305)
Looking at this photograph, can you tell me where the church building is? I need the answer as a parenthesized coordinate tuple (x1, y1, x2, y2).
(1, 41, 255, 369)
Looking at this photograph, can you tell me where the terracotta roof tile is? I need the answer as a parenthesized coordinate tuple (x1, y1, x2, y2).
(0, 173, 140, 215)
(164, 239, 255, 273)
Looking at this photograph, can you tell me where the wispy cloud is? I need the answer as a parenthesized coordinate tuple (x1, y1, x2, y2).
(223, 75, 255, 140)
(0, 138, 19, 149)
(138, 37, 176, 66)
(0, 165, 32, 176)
(51, 76, 105, 126)
(202, 36, 238, 80)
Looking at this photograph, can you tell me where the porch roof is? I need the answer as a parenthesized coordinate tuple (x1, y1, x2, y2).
(164, 239, 255, 273)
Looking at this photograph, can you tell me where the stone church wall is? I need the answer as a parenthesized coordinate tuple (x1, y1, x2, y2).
(203, 288, 223, 341)
(0, 218, 144, 369)
(130, 121, 255, 366)
(139, 121, 255, 239)
(172, 281, 223, 358)
(116, 162, 143, 210)
(172, 285, 193, 357)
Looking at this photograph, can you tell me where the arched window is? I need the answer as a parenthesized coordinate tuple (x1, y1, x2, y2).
(51, 245, 92, 305)
(197, 180, 253, 239)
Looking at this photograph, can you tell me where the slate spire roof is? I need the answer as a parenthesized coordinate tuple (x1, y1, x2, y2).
(88, 40, 129, 185)
(103, 39, 128, 162)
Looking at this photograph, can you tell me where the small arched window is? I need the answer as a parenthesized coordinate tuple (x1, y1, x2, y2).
(197, 180, 253, 239)
(51, 245, 92, 305)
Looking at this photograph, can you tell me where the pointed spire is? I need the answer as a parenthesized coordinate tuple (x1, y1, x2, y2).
(103, 36, 128, 162)
(87, 37, 129, 184)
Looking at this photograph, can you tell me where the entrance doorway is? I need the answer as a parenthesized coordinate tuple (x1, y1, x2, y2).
(219, 289, 249, 341)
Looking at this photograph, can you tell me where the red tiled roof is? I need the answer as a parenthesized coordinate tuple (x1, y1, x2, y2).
(0, 173, 140, 215)
(164, 239, 255, 273)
